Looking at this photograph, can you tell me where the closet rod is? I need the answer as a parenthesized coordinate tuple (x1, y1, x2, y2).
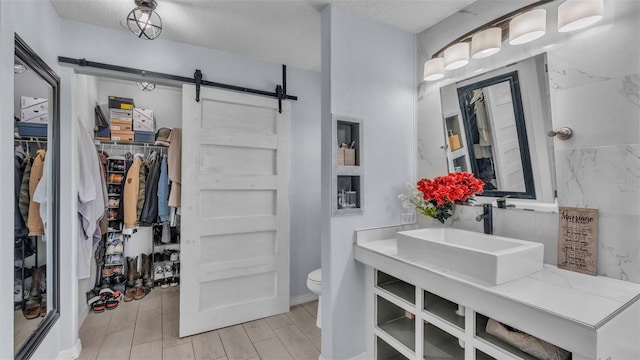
(58, 56, 299, 104)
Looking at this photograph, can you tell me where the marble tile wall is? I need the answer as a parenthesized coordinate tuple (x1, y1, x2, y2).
(416, 0, 640, 283)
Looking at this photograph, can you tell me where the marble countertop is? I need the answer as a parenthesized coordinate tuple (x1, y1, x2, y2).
(356, 235, 640, 329)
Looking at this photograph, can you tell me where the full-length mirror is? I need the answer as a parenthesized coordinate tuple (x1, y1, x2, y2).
(13, 34, 60, 359)
(440, 54, 556, 204)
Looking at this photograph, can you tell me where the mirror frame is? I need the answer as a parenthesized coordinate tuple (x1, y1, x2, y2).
(456, 71, 536, 199)
(15, 33, 60, 360)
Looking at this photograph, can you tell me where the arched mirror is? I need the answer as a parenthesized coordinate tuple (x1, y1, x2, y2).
(13, 34, 60, 359)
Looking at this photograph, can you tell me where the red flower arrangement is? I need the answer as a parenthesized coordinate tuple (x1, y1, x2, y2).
(400, 172, 484, 224)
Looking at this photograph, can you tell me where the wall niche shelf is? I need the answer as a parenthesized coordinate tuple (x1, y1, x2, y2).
(332, 115, 363, 216)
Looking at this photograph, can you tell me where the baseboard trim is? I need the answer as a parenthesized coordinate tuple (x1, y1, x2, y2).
(56, 338, 82, 360)
(319, 352, 366, 360)
(79, 303, 89, 328)
(290, 292, 318, 306)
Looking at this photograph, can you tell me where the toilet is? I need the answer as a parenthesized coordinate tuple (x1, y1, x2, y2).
(306, 268, 322, 328)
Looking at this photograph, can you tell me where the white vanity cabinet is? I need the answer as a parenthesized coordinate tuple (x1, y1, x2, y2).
(355, 225, 640, 360)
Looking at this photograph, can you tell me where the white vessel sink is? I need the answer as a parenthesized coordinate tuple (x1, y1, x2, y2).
(396, 228, 543, 285)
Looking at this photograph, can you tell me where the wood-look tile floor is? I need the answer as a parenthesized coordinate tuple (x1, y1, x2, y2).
(78, 286, 321, 360)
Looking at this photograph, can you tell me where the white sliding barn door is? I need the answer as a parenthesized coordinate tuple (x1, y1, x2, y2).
(180, 85, 290, 337)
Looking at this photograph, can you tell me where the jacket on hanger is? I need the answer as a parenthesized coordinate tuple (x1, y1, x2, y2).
(139, 151, 160, 226)
(157, 154, 170, 223)
(136, 158, 148, 222)
(27, 149, 46, 236)
(168, 128, 182, 208)
(15, 154, 28, 238)
(18, 156, 33, 226)
(124, 155, 143, 229)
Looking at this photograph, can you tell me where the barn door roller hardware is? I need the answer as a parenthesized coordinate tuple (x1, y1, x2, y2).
(58, 57, 298, 111)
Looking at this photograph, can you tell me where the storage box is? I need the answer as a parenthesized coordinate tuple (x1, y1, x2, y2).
(111, 130, 134, 142)
(344, 149, 355, 166)
(337, 148, 345, 166)
(95, 126, 110, 139)
(108, 96, 134, 110)
(134, 130, 155, 143)
(133, 108, 155, 132)
(21, 96, 47, 108)
(110, 109, 133, 122)
(17, 122, 47, 137)
(21, 113, 48, 124)
(21, 102, 49, 122)
(448, 130, 461, 151)
(337, 148, 356, 166)
(110, 120, 133, 132)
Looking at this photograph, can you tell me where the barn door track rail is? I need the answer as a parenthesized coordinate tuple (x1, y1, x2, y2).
(58, 57, 297, 113)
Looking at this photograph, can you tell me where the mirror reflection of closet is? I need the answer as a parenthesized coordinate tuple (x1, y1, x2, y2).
(13, 34, 60, 359)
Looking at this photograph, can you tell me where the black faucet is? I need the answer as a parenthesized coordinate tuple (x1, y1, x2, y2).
(475, 203, 493, 234)
(496, 195, 515, 209)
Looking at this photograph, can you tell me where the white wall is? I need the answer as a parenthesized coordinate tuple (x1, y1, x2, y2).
(0, 1, 17, 358)
(320, 5, 415, 358)
(416, 0, 640, 282)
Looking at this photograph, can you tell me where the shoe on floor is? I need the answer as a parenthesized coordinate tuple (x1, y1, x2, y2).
(124, 288, 136, 302)
(134, 286, 149, 300)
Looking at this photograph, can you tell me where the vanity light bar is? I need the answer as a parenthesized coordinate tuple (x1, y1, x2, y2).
(423, 0, 604, 81)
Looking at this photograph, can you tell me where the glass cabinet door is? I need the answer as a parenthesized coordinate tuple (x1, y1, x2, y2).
(377, 296, 415, 352)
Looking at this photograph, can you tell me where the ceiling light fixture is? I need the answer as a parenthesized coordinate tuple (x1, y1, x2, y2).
(509, 9, 547, 45)
(136, 81, 156, 91)
(127, 0, 162, 40)
(558, 0, 604, 32)
(444, 42, 470, 71)
(423, 58, 445, 81)
(471, 27, 502, 59)
(422, 0, 604, 82)
(14, 64, 27, 74)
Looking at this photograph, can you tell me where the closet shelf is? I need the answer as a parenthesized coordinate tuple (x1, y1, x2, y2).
(95, 139, 168, 150)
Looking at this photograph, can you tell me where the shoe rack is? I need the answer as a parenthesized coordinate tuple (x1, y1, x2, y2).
(103, 156, 128, 291)
(152, 222, 180, 288)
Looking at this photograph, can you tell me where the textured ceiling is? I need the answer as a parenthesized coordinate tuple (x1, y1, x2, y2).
(50, 0, 475, 71)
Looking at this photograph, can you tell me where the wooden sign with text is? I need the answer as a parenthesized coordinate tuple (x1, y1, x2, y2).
(558, 207, 598, 275)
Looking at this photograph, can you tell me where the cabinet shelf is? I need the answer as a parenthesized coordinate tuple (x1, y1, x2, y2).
(378, 295, 415, 352)
(423, 291, 465, 330)
(336, 165, 361, 176)
(377, 271, 415, 305)
(333, 115, 363, 216)
(475, 314, 540, 360)
(423, 322, 464, 360)
(377, 336, 410, 360)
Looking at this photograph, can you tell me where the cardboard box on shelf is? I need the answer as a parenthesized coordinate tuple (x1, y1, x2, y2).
(109, 120, 133, 132)
(108, 96, 134, 110)
(337, 148, 345, 166)
(21, 96, 47, 108)
(133, 108, 155, 132)
(337, 148, 356, 166)
(110, 109, 133, 122)
(21, 102, 49, 122)
(111, 130, 135, 142)
(344, 149, 356, 166)
(21, 113, 48, 124)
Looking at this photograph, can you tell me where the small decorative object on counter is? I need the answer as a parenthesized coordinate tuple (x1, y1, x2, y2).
(399, 172, 484, 224)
